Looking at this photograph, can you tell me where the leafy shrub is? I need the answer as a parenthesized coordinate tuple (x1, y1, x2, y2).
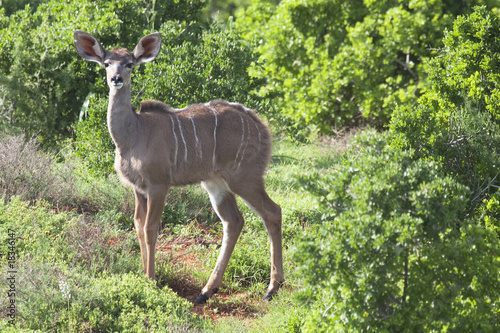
(0, 0, 50, 16)
(390, 6, 500, 210)
(59, 273, 198, 333)
(0, 197, 75, 330)
(73, 94, 115, 175)
(0, 197, 68, 261)
(236, 0, 498, 136)
(141, 21, 265, 109)
(296, 131, 500, 331)
(482, 192, 500, 236)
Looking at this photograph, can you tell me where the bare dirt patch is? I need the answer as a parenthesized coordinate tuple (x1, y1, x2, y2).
(191, 291, 267, 323)
(157, 221, 220, 268)
(156, 222, 268, 322)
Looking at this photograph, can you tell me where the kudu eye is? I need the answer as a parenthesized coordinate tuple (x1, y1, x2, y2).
(103, 62, 110, 68)
(126, 63, 133, 69)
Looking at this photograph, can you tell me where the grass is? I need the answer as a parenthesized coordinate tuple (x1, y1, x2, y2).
(0, 133, 348, 332)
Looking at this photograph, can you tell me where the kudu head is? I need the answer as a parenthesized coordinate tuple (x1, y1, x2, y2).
(74, 30, 162, 90)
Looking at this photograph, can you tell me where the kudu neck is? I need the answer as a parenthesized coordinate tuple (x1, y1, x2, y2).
(107, 84, 138, 151)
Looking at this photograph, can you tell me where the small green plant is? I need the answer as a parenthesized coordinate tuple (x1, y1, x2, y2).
(58, 279, 72, 312)
(58, 273, 201, 332)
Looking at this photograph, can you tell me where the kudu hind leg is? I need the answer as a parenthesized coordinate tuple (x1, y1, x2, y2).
(230, 179, 284, 300)
(195, 179, 244, 304)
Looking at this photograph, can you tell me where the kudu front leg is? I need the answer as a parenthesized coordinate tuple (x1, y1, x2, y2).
(143, 187, 168, 280)
(133, 190, 148, 273)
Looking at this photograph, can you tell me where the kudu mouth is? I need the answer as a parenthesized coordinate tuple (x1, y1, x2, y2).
(110, 76, 124, 89)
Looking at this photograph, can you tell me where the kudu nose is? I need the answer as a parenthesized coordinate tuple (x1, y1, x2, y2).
(111, 75, 123, 84)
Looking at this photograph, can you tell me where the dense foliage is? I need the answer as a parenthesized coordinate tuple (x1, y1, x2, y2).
(1, 1, 500, 332)
(236, 0, 500, 136)
(295, 7, 500, 331)
(390, 6, 500, 209)
(297, 131, 500, 331)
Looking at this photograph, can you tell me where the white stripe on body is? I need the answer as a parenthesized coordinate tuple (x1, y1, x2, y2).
(190, 116, 202, 160)
(236, 115, 251, 171)
(230, 102, 262, 156)
(234, 115, 246, 167)
(255, 122, 262, 154)
(176, 115, 188, 162)
(206, 103, 218, 168)
(169, 115, 179, 166)
(229, 102, 251, 113)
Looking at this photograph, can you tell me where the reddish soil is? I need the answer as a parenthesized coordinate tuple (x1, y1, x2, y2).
(191, 291, 266, 323)
(156, 222, 268, 322)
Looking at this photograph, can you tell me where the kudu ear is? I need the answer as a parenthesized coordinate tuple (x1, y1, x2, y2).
(133, 33, 162, 65)
(74, 30, 106, 65)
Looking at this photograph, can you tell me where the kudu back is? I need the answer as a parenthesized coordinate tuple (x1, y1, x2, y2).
(74, 30, 283, 303)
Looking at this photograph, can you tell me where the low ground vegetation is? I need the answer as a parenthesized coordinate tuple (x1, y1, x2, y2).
(0, 134, 334, 332)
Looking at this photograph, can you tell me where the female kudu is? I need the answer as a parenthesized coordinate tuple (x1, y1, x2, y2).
(74, 31, 283, 303)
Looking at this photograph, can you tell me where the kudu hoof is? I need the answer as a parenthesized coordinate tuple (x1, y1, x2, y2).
(194, 294, 209, 304)
(263, 281, 285, 301)
(262, 292, 276, 301)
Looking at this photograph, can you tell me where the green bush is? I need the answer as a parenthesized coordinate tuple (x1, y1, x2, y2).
(236, 0, 499, 136)
(73, 94, 115, 175)
(390, 6, 500, 210)
(58, 273, 198, 333)
(482, 192, 500, 235)
(0, 0, 49, 16)
(0, 197, 69, 259)
(142, 21, 265, 109)
(296, 131, 500, 331)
